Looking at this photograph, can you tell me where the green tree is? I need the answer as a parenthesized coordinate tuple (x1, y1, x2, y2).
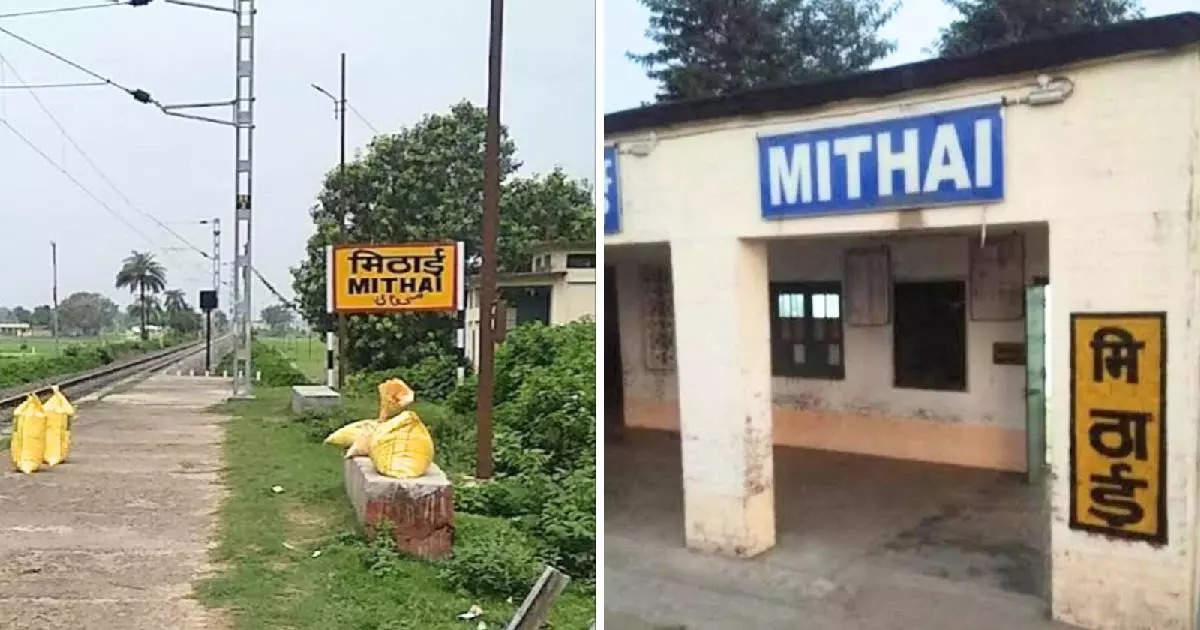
(163, 289, 201, 334)
(260, 304, 294, 335)
(29, 305, 52, 328)
(936, 0, 1143, 56)
(291, 101, 593, 371)
(56, 292, 117, 337)
(11, 306, 31, 324)
(115, 251, 167, 340)
(630, 0, 898, 102)
(126, 296, 163, 332)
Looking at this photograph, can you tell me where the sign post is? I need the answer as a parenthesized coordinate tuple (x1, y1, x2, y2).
(199, 290, 218, 374)
(325, 241, 466, 388)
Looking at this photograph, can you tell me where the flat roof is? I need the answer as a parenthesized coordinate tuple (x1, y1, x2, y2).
(529, 241, 595, 254)
(606, 12, 1200, 135)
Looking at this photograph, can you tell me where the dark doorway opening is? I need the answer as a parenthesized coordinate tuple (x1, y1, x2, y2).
(605, 266, 625, 439)
(894, 281, 967, 390)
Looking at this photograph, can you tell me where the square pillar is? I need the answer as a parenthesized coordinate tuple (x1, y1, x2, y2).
(670, 237, 775, 557)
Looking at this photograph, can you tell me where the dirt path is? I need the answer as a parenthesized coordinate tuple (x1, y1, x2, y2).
(0, 374, 230, 629)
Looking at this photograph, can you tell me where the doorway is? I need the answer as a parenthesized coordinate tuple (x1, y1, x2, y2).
(605, 265, 625, 439)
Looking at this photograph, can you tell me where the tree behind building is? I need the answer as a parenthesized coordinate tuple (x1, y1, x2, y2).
(936, 0, 1143, 57)
(630, 0, 898, 102)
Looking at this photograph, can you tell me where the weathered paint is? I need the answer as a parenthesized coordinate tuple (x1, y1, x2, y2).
(607, 45, 1200, 629)
(1026, 285, 1047, 484)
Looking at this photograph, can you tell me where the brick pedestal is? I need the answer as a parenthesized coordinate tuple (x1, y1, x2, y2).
(343, 457, 454, 559)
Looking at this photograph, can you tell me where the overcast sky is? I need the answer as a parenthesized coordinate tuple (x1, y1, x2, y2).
(605, 0, 1198, 112)
(0, 1, 596, 312)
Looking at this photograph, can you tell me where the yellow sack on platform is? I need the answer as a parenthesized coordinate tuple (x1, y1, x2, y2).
(376, 379, 414, 421)
(42, 387, 73, 467)
(12, 394, 46, 474)
(324, 419, 376, 448)
(46, 387, 75, 462)
(10, 397, 26, 468)
(368, 410, 434, 479)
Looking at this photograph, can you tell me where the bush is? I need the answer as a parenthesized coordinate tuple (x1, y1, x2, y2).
(438, 515, 542, 598)
(0, 338, 170, 389)
(251, 341, 308, 386)
(535, 461, 596, 578)
(345, 351, 461, 403)
(445, 321, 596, 580)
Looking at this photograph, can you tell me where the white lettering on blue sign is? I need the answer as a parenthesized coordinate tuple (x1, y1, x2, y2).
(758, 104, 1003, 218)
(604, 145, 621, 234)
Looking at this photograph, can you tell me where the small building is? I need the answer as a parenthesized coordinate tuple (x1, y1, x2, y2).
(605, 13, 1200, 630)
(463, 242, 595, 370)
(0, 323, 31, 337)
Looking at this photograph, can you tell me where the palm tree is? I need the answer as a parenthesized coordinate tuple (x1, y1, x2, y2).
(163, 289, 188, 315)
(115, 251, 167, 340)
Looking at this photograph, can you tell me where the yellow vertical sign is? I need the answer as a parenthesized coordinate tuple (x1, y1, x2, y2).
(1070, 313, 1166, 544)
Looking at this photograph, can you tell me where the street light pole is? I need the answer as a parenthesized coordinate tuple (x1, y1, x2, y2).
(474, 0, 504, 480)
(312, 54, 349, 390)
(337, 53, 348, 390)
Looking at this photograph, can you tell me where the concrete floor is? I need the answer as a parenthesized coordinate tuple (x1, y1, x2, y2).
(605, 428, 1075, 630)
(0, 374, 230, 629)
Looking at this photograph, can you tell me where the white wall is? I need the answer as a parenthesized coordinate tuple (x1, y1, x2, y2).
(605, 47, 1200, 629)
(768, 228, 1046, 431)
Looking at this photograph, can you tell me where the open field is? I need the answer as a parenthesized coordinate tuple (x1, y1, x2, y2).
(0, 335, 131, 357)
(259, 335, 325, 384)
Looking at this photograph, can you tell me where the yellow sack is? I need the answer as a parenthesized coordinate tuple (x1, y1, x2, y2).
(42, 387, 73, 467)
(377, 378, 414, 421)
(12, 394, 46, 474)
(10, 397, 26, 468)
(367, 410, 434, 479)
(46, 387, 75, 461)
(323, 419, 377, 448)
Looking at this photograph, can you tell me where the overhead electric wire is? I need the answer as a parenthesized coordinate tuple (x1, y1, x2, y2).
(0, 24, 149, 102)
(0, 81, 106, 89)
(0, 3, 123, 20)
(0, 51, 210, 260)
(346, 103, 379, 134)
(250, 265, 301, 313)
(0, 117, 158, 246)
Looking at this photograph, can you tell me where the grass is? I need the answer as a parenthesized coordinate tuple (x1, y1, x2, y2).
(198, 387, 594, 629)
(259, 336, 326, 384)
(0, 335, 126, 357)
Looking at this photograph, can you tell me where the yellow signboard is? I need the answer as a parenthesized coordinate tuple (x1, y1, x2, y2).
(327, 242, 463, 314)
(1070, 312, 1166, 544)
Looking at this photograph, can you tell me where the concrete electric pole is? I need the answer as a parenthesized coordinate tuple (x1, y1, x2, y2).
(149, 0, 255, 397)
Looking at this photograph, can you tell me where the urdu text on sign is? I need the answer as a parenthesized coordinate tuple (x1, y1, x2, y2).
(328, 242, 464, 314)
(1070, 312, 1166, 544)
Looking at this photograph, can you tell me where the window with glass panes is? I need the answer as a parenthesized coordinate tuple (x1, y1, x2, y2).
(769, 282, 844, 378)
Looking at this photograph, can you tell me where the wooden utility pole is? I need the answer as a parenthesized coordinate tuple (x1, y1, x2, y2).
(474, 0, 504, 480)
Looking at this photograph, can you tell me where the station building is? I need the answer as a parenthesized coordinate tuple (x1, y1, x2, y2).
(604, 13, 1200, 629)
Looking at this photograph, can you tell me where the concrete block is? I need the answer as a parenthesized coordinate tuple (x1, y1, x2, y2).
(290, 385, 341, 414)
(343, 456, 453, 559)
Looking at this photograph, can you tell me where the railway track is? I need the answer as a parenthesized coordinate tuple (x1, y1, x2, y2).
(0, 336, 232, 417)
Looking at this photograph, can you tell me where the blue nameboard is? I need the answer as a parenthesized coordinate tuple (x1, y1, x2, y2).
(604, 145, 621, 234)
(758, 104, 1003, 218)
